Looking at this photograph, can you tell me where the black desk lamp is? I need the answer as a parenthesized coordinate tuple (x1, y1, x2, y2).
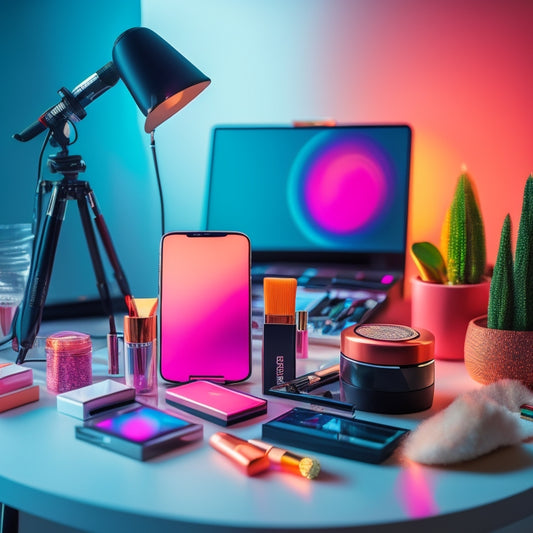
(113, 27, 211, 236)
(113, 27, 211, 133)
(12, 27, 210, 365)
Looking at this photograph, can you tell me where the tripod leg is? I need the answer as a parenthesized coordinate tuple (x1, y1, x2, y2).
(78, 188, 127, 374)
(14, 183, 66, 364)
(86, 190, 132, 298)
(0, 503, 18, 533)
(76, 194, 118, 325)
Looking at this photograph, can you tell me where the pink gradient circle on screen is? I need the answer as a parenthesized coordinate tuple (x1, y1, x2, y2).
(304, 152, 385, 233)
(288, 132, 391, 247)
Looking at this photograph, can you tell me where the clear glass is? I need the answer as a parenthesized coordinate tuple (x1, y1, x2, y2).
(0, 223, 33, 339)
(125, 340, 157, 395)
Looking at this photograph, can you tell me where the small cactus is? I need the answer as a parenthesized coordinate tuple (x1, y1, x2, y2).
(411, 171, 486, 285)
(444, 173, 486, 285)
(513, 175, 533, 330)
(487, 215, 513, 329)
(488, 174, 533, 331)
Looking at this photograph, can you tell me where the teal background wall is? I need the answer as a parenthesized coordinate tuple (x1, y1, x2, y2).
(0, 0, 158, 305)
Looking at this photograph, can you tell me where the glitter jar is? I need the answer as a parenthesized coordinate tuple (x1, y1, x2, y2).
(46, 331, 93, 393)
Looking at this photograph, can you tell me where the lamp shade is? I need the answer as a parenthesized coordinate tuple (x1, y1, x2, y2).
(112, 27, 210, 132)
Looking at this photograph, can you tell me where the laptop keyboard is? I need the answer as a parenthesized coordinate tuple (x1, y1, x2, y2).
(251, 283, 389, 346)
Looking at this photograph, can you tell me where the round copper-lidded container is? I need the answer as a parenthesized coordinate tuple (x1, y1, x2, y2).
(340, 324, 435, 414)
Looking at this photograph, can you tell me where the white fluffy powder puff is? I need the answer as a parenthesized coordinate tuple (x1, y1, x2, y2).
(402, 379, 533, 465)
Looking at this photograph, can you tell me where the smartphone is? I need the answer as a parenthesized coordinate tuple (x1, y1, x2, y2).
(75, 402, 203, 461)
(159, 231, 251, 383)
(262, 407, 409, 463)
(165, 380, 267, 426)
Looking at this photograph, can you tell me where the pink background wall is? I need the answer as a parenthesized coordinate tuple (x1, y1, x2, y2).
(144, 0, 533, 287)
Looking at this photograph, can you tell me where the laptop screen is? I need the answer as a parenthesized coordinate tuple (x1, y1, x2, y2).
(205, 124, 411, 271)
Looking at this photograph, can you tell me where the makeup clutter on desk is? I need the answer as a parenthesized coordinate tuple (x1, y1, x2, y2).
(3, 252, 533, 473)
(3, 229, 528, 472)
(0, 262, 420, 472)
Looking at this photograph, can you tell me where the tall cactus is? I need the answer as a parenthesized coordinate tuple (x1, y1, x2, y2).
(512, 175, 533, 330)
(487, 174, 533, 331)
(487, 214, 514, 329)
(443, 173, 486, 285)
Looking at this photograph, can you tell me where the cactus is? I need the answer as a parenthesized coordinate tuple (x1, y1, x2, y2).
(411, 171, 486, 285)
(487, 215, 514, 329)
(444, 173, 486, 285)
(488, 174, 533, 331)
(513, 175, 533, 330)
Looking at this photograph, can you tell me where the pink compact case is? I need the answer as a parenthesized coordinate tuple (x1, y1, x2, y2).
(165, 380, 267, 426)
(0, 363, 33, 395)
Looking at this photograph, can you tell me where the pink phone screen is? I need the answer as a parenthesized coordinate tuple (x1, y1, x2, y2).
(160, 233, 251, 382)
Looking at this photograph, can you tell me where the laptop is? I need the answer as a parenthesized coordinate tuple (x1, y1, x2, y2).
(205, 124, 412, 344)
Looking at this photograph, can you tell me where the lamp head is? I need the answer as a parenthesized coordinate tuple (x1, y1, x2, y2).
(113, 27, 210, 133)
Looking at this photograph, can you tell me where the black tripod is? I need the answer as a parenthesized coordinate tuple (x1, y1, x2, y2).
(13, 139, 132, 365)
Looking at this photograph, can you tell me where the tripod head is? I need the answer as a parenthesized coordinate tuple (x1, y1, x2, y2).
(47, 152, 86, 179)
(43, 121, 86, 182)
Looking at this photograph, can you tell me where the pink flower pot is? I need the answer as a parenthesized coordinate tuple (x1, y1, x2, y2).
(464, 315, 533, 388)
(411, 277, 490, 361)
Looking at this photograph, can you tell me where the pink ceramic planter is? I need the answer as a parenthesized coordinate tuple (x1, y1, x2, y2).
(464, 316, 533, 388)
(410, 277, 490, 360)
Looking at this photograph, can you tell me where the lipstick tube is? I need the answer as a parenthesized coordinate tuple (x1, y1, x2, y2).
(124, 315, 157, 395)
(209, 432, 270, 476)
(107, 332, 124, 376)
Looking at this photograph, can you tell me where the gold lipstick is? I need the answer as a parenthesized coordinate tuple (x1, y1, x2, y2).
(248, 439, 320, 479)
(209, 432, 270, 476)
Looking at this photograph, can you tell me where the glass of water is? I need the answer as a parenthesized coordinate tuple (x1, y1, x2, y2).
(0, 223, 34, 339)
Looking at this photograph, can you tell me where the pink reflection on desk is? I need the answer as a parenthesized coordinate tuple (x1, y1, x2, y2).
(395, 461, 439, 519)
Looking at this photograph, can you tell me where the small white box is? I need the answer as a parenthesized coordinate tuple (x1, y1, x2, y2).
(56, 379, 136, 420)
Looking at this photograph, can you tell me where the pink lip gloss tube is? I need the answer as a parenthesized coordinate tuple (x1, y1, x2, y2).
(296, 311, 308, 359)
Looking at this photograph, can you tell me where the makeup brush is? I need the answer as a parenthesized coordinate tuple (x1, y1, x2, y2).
(262, 277, 297, 392)
(282, 363, 340, 393)
(248, 439, 321, 479)
(263, 277, 297, 324)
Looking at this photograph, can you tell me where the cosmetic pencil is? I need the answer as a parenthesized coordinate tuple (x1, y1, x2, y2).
(248, 439, 320, 480)
(262, 277, 297, 393)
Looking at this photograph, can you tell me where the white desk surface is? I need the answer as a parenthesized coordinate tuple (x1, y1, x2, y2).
(1, 313, 533, 533)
